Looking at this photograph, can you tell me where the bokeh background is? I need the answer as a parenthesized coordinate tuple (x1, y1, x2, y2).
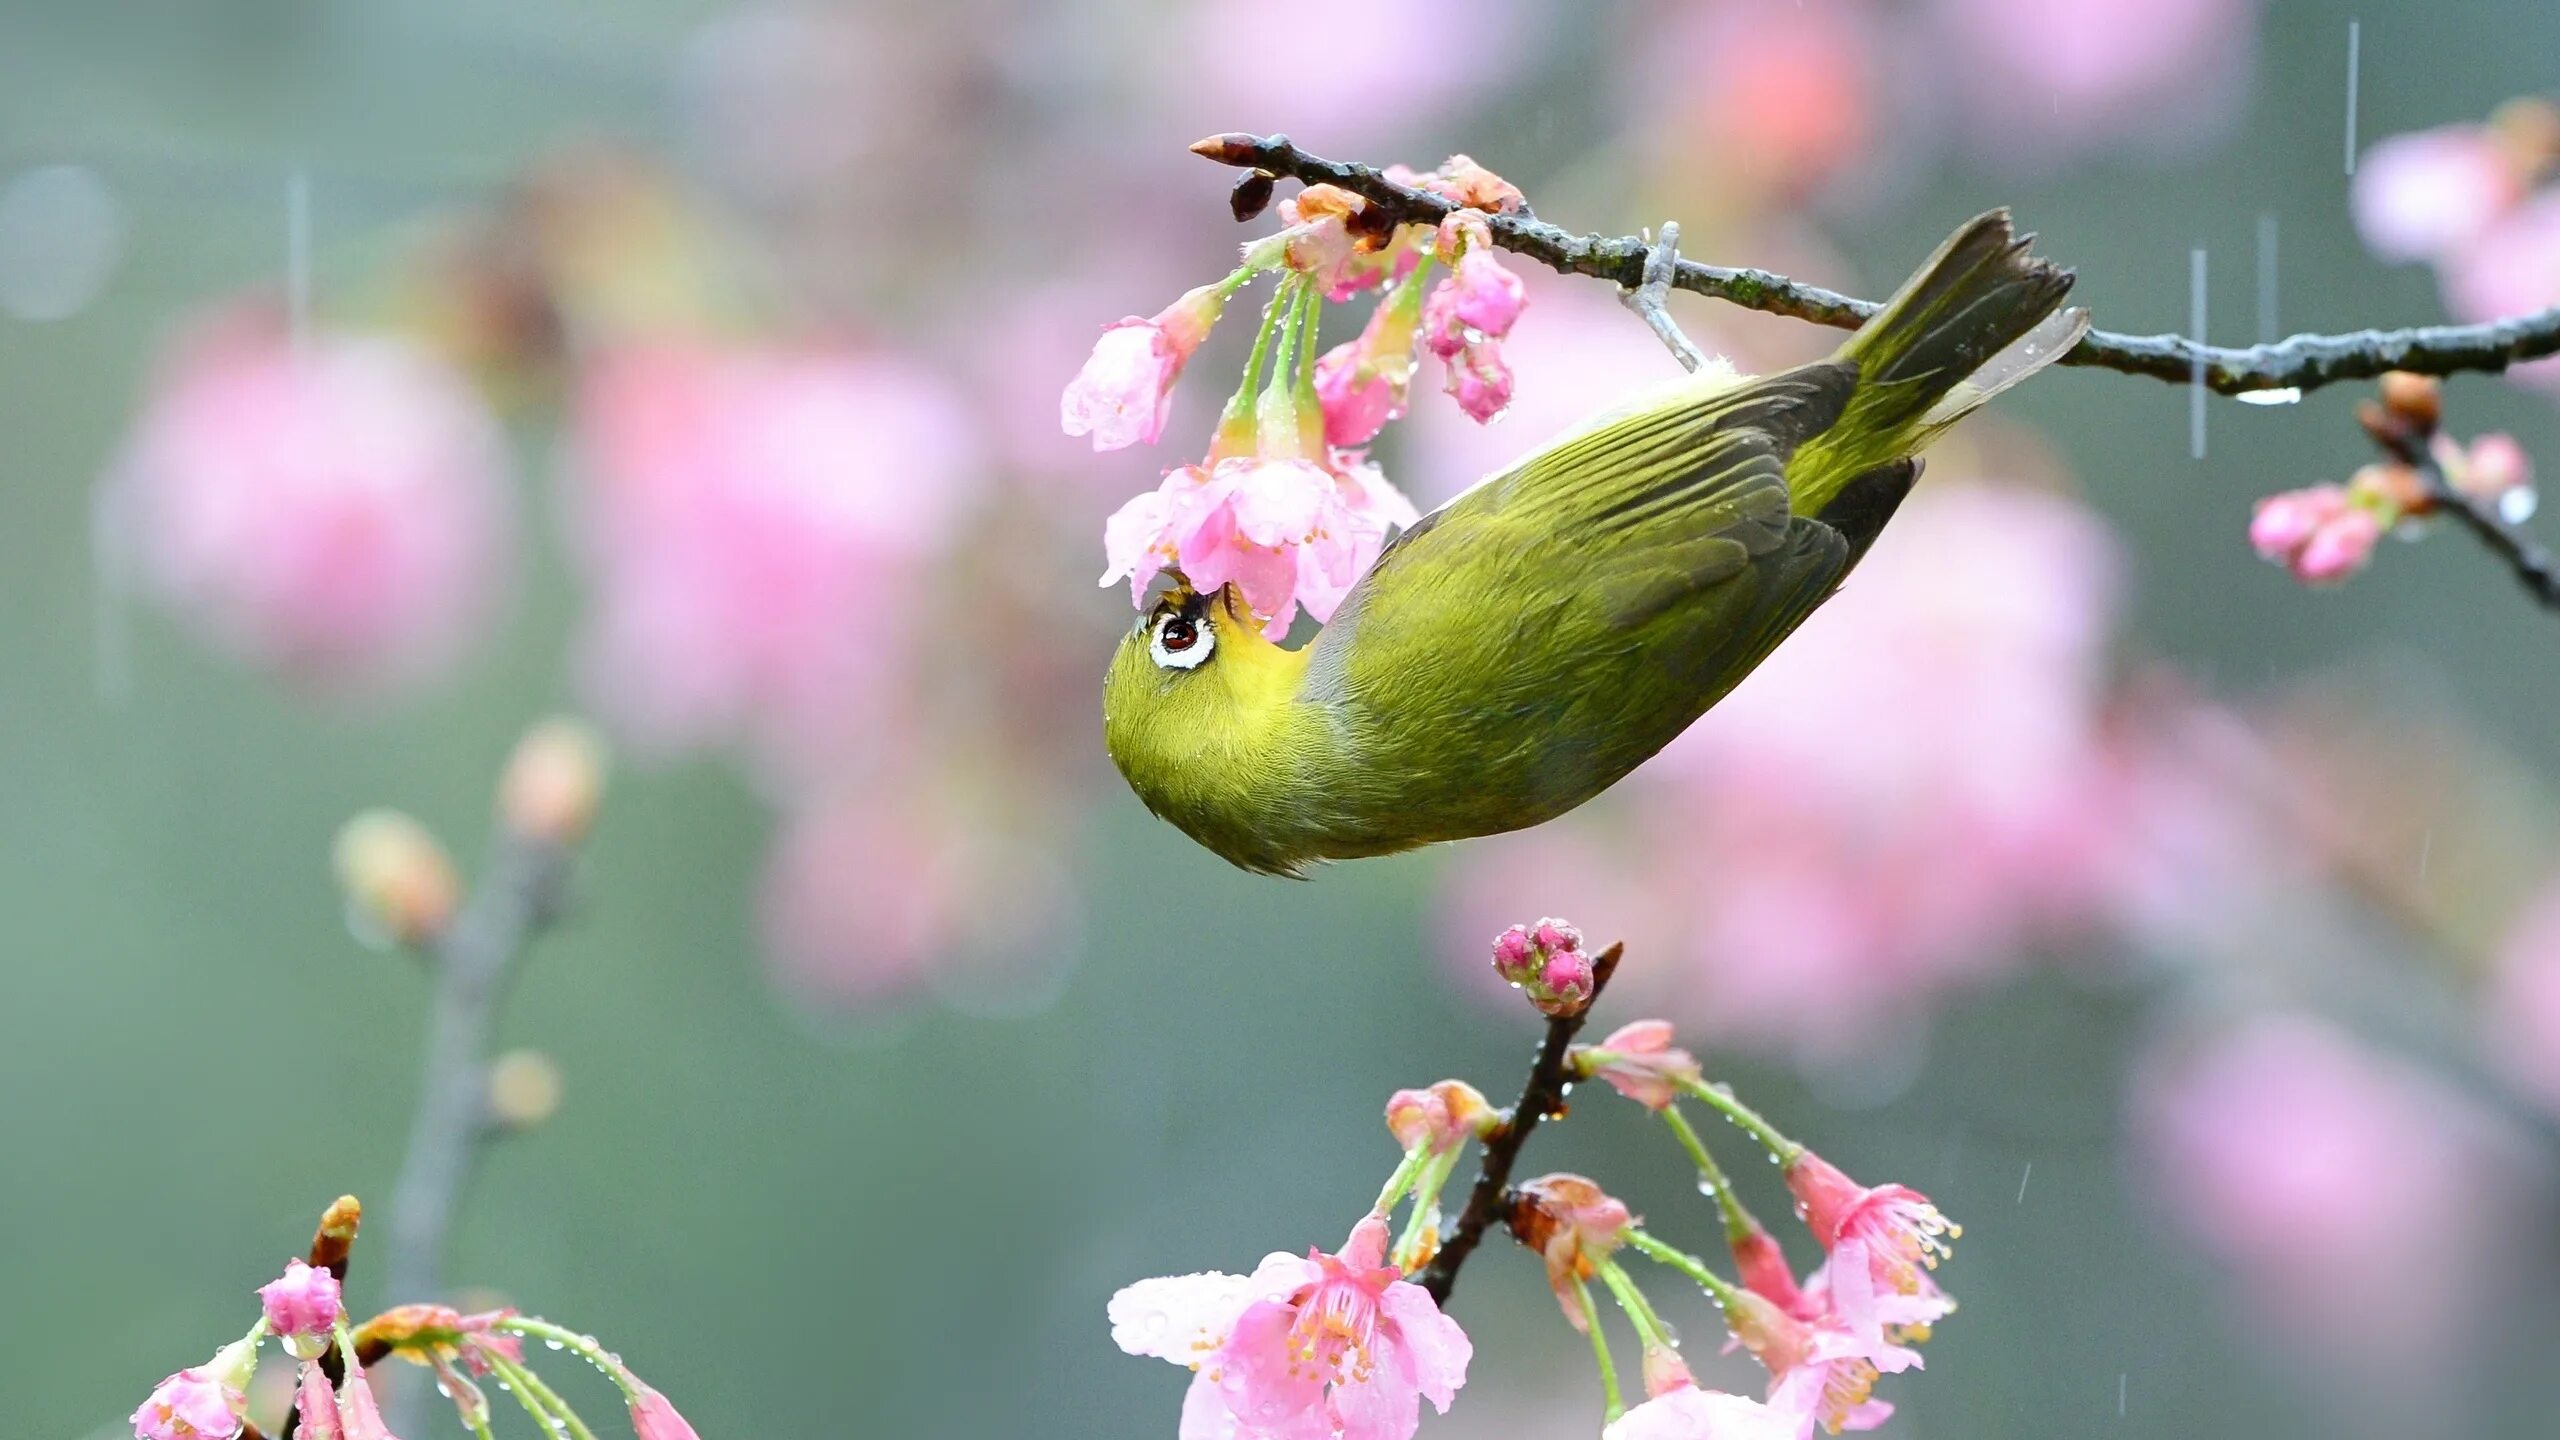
(8, 1, 2560, 1437)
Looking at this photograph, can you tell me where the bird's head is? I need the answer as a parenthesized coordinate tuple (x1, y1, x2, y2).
(1102, 577, 1309, 825)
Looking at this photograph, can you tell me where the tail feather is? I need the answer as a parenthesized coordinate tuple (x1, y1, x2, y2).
(1790, 210, 2079, 511)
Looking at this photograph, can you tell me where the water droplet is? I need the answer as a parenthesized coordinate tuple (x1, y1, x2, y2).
(1695, 1175, 1718, 1199)
(435, 1383, 453, 1399)
(2501, 487, 2539, 523)
(544, 1338, 566, 1351)
(2233, 387, 2302, 406)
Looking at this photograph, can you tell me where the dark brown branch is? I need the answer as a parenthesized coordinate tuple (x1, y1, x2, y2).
(1192, 133, 2560, 398)
(1420, 942, 1622, 1304)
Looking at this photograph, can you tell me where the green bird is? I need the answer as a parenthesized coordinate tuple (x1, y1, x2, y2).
(1103, 211, 2085, 876)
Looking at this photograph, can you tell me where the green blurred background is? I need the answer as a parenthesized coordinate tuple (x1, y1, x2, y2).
(6, 3, 2559, 1438)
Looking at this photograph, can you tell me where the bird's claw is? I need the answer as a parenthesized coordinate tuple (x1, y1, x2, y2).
(1620, 221, 1709, 374)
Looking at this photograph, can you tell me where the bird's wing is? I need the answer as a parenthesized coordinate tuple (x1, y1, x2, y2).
(1307, 363, 1857, 703)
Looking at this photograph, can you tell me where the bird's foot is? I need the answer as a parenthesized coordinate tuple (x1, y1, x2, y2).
(1619, 221, 1709, 374)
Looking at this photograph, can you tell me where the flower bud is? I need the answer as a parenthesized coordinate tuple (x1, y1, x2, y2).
(333, 809, 459, 949)
(2379, 371, 2442, 433)
(132, 1332, 260, 1440)
(1510, 1172, 1635, 1326)
(2346, 461, 2424, 517)
(1640, 1342, 1695, 1400)
(1490, 917, 1591, 1016)
(1385, 1078, 1492, 1154)
(294, 1365, 343, 1440)
(486, 1049, 565, 1132)
(1574, 1019, 1701, 1111)
(499, 716, 609, 846)
(258, 1259, 344, 1360)
(623, 1378, 704, 1440)
(337, 1367, 401, 1440)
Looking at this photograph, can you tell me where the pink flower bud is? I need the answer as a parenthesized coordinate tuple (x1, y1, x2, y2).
(1314, 341, 1399, 448)
(1490, 917, 1592, 1015)
(627, 1383, 704, 1440)
(1386, 1078, 1492, 1154)
(258, 1260, 344, 1359)
(2292, 507, 2385, 585)
(2247, 484, 2349, 562)
(1444, 342, 1515, 424)
(1447, 249, 1526, 337)
(1577, 1019, 1701, 1111)
(1537, 949, 1595, 1010)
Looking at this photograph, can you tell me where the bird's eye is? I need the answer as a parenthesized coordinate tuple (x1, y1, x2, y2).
(1149, 611, 1215, 670)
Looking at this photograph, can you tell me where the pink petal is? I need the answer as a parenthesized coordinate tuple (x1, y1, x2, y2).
(1177, 1371, 1243, 1440)
(1216, 1300, 1329, 1431)
(1328, 1364, 1423, 1440)
(1377, 1283, 1472, 1411)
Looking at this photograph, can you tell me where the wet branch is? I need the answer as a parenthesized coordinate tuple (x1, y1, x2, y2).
(1420, 942, 1623, 1304)
(1192, 133, 2560, 398)
(2364, 413, 2560, 610)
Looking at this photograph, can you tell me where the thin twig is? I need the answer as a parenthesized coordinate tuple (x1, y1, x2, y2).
(1191, 133, 2560, 398)
(2412, 454, 2560, 609)
(380, 831, 572, 1433)
(1420, 942, 1623, 1303)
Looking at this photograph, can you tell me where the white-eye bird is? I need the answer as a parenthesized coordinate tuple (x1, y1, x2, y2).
(1104, 211, 2086, 876)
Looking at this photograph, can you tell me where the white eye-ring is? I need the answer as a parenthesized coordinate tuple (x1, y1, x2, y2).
(1149, 610, 1215, 670)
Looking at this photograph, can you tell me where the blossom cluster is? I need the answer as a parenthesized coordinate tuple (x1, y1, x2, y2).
(1109, 922, 1963, 1440)
(2249, 372, 2538, 588)
(131, 1230, 701, 1440)
(1073, 158, 1531, 637)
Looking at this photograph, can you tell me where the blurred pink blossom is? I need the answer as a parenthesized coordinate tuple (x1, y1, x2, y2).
(258, 1259, 343, 1359)
(1625, 0, 1880, 210)
(2250, 483, 2384, 585)
(565, 343, 981, 780)
(2352, 126, 2524, 265)
(756, 790, 966, 1014)
(1924, 0, 2254, 170)
(1156, 0, 1540, 156)
(2486, 882, 2560, 1115)
(2444, 190, 2560, 394)
(2133, 1014, 2537, 1378)
(107, 308, 513, 696)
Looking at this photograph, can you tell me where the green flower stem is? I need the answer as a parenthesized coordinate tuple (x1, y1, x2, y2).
(1675, 1076, 1802, 1165)
(1663, 1106, 1759, 1245)
(1594, 1257, 1671, 1353)
(1289, 278, 1324, 419)
(1372, 1142, 1435, 1216)
(1392, 1145, 1465, 1271)
(481, 1346, 603, 1440)
(1576, 1277, 1625, 1424)
(1213, 279, 1294, 457)
(1625, 1228, 1744, 1309)
(495, 1316, 642, 1402)
(1253, 278, 1313, 455)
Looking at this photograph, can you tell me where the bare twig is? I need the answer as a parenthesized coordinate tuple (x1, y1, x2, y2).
(1191, 133, 2560, 398)
(380, 831, 572, 1432)
(1420, 943, 1623, 1303)
(2413, 458, 2560, 610)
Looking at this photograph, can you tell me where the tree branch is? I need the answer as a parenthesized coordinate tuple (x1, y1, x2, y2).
(1192, 133, 2560, 398)
(379, 831, 572, 1433)
(2373, 430, 2560, 610)
(1420, 942, 1623, 1304)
